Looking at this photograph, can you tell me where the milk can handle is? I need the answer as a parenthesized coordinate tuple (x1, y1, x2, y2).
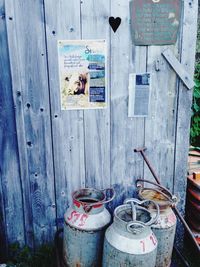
(136, 179, 177, 205)
(124, 198, 160, 226)
(126, 221, 146, 234)
(81, 188, 115, 212)
(101, 188, 115, 204)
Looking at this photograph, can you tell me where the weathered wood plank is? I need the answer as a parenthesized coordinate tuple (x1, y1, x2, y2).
(174, 0, 198, 213)
(81, 0, 111, 190)
(0, 176, 7, 260)
(144, 44, 179, 191)
(0, 0, 25, 250)
(5, 0, 56, 246)
(162, 48, 195, 90)
(110, 0, 146, 209)
(0, 3, 8, 259)
(44, 0, 85, 221)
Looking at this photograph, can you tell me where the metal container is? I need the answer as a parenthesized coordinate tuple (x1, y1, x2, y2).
(63, 187, 115, 267)
(102, 198, 159, 267)
(136, 179, 177, 267)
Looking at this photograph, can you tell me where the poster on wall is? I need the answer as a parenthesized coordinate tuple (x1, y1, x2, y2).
(128, 73, 151, 117)
(130, 0, 182, 45)
(58, 39, 107, 110)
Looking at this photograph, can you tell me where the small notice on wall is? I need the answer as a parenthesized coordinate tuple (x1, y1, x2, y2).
(58, 40, 107, 110)
(130, 0, 182, 45)
(128, 73, 151, 117)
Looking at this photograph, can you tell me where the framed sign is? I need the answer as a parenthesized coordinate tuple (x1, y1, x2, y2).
(58, 39, 107, 110)
(130, 0, 182, 45)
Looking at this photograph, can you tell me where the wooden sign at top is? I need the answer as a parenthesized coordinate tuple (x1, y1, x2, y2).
(130, 0, 182, 46)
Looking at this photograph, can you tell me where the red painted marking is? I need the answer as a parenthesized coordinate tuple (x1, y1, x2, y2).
(150, 234, 157, 246)
(73, 199, 81, 208)
(140, 240, 145, 252)
(73, 212, 81, 223)
(167, 213, 176, 224)
(67, 210, 88, 227)
(78, 214, 88, 227)
(67, 210, 77, 221)
(93, 203, 103, 208)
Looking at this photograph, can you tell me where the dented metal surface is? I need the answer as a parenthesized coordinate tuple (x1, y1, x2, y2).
(136, 179, 177, 267)
(103, 199, 158, 267)
(63, 188, 114, 266)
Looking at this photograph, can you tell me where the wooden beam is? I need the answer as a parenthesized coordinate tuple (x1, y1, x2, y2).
(162, 48, 195, 90)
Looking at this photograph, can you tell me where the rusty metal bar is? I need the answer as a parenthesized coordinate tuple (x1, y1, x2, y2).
(134, 147, 200, 254)
(134, 147, 160, 184)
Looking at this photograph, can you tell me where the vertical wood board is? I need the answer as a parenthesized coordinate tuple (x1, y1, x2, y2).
(44, 0, 85, 221)
(173, 0, 198, 213)
(5, 0, 56, 246)
(110, 0, 146, 209)
(81, 0, 111, 190)
(144, 44, 179, 191)
(0, 0, 198, 249)
(0, 0, 25, 248)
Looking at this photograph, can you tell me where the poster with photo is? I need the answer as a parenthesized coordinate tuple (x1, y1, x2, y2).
(58, 39, 107, 110)
(128, 73, 151, 117)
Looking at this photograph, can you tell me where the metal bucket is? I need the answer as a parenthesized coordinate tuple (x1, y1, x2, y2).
(63, 187, 115, 267)
(136, 179, 177, 267)
(102, 198, 159, 267)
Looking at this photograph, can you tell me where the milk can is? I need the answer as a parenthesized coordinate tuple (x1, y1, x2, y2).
(102, 198, 159, 267)
(63, 187, 115, 267)
(136, 179, 177, 267)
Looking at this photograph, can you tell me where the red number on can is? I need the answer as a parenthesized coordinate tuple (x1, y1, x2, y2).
(67, 211, 77, 221)
(150, 234, 157, 246)
(140, 240, 145, 252)
(78, 214, 88, 227)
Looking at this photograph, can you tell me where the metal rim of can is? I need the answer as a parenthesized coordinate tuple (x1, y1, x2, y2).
(114, 202, 158, 234)
(136, 179, 178, 208)
(124, 198, 160, 226)
(72, 187, 115, 210)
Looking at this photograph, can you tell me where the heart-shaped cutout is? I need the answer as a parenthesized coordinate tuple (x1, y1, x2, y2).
(109, 17, 121, 33)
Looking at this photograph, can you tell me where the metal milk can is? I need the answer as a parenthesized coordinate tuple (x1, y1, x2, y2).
(136, 179, 177, 267)
(102, 198, 159, 267)
(63, 187, 115, 267)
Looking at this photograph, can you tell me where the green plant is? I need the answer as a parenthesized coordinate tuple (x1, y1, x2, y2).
(190, 62, 200, 145)
(6, 242, 56, 267)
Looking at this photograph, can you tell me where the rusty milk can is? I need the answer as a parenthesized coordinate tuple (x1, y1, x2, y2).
(102, 198, 159, 267)
(63, 187, 115, 267)
(136, 179, 177, 267)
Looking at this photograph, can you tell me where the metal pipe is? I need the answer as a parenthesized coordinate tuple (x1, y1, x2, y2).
(134, 147, 160, 184)
(134, 147, 200, 254)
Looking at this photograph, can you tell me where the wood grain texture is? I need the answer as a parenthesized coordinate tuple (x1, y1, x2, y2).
(43, 0, 85, 221)
(81, 0, 111, 190)
(144, 44, 179, 191)
(0, 0, 25, 250)
(162, 48, 195, 90)
(110, 0, 146, 210)
(173, 0, 198, 213)
(0, 0, 198, 249)
(5, 0, 56, 246)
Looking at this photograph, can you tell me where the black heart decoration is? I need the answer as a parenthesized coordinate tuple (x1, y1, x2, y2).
(109, 17, 121, 33)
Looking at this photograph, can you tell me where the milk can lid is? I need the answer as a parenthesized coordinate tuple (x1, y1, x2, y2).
(114, 199, 159, 234)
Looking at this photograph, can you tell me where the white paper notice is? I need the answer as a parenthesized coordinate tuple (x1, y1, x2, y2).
(128, 73, 151, 117)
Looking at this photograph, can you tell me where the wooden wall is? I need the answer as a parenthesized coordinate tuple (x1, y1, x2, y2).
(0, 0, 198, 250)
